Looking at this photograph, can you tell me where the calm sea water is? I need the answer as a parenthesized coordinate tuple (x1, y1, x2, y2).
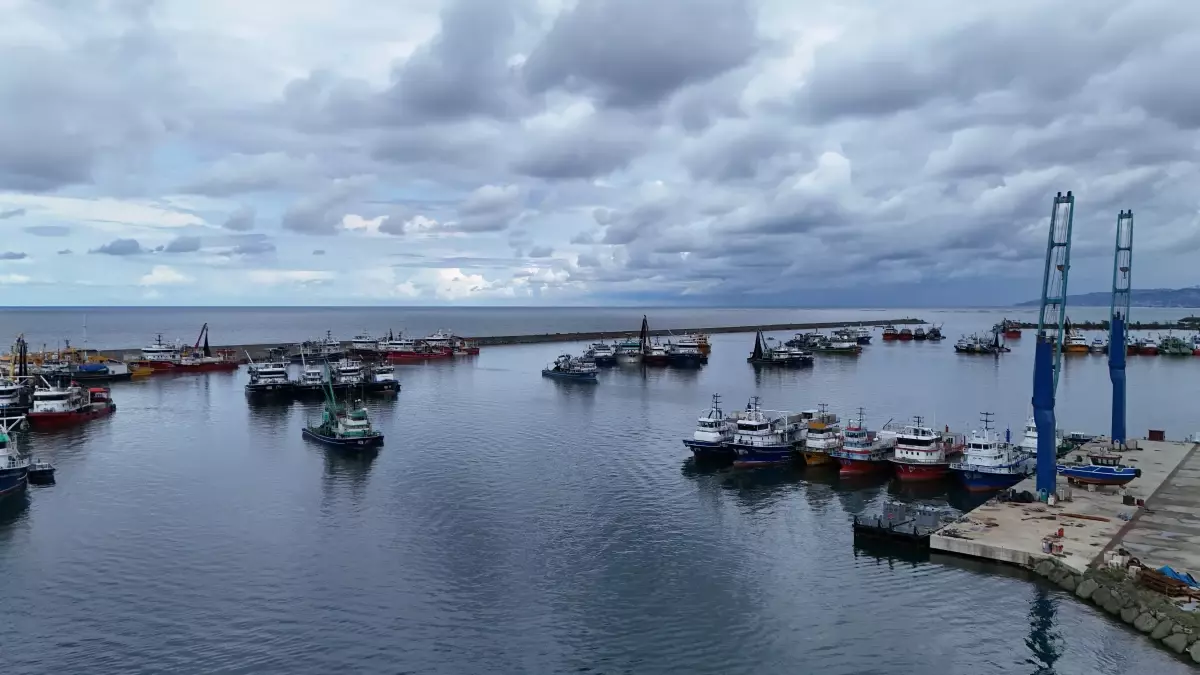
(1, 308, 1197, 674)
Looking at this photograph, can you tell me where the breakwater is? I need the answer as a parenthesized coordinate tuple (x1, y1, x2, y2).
(95, 318, 923, 360)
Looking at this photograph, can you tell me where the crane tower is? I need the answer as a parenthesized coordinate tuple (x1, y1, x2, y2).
(1032, 191, 1075, 496)
(1108, 210, 1133, 446)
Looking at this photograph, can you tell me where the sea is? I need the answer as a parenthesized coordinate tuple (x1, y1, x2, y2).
(0, 306, 1197, 674)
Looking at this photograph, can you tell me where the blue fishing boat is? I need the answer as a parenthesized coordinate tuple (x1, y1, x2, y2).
(301, 369, 384, 450)
(682, 394, 736, 461)
(950, 414, 1034, 491)
(0, 417, 29, 498)
(1057, 452, 1140, 486)
(541, 354, 598, 382)
(728, 397, 806, 467)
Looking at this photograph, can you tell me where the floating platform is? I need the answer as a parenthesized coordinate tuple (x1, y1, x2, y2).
(852, 502, 953, 549)
(930, 438, 1198, 574)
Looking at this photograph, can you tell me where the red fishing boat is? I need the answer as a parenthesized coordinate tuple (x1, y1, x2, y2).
(174, 325, 240, 372)
(1001, 319, 1022, 339)
(26, 385, 115, 430)
(889, 417, 963, 481)
(381, 334, 452, 362)
(881, 325, 899, 341)
(128, 334, 181, 371)
(830, 410, 897, 476)
(897, 327, 914, 341)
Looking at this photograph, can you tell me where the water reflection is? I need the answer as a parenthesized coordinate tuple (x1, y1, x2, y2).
(321, 449, 377, 506)
(1026, 586, 1063, 674)
(0, 490, 31, 530)
(852, 539, 931, 567)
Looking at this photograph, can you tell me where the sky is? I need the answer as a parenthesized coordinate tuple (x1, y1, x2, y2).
(1, 0, 1199, 307)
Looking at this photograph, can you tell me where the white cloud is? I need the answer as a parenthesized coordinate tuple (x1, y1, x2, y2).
(0, 274, 31, 285)
(139, 265, 194, 286)
(0, 194, 207, 232)
(247, 269, 336, 285)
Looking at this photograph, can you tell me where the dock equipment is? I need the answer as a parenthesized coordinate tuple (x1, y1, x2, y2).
(1108, 210, 1133, 446)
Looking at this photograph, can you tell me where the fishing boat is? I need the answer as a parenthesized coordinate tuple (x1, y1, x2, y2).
(349, 333, 380, 355)
(245, 359, 292, 397)
(881, 325, 899, 341)
(0, 378, 27, 414)
(333, 359, 366, 385)
(681, 394, 736, 462)
(913, 327, 927, 341)
(614, 338, 642, 365)
(642, 341, 670, 367)
(950, 414, 1034, 491)
(293, 362, 327, 398)
(1192, 334, 1200, 356)
(1134, 336, 1158, 355)
(812, 336, 862, 355)
(898, 327, 914, 341)
(801, 405, 841, 467)
(422, 329, 455, 353)
(541, 354, 598, 382)
(686, 333, 712, 355)
(1089, 337, 1108, 354)
(588, 342, 617, 366)
(853, 327, 872, 345)
(384, 334, 452, 362)
(26, 384, 115, 430)
(830, 409, 897, 476)
(1057, 452, 1141, 486)
(747, 331, 813, 366)
(1158, 335, 1192, 356)
(451, 335, 480, 356)
(172, 324, 240, 373)
(664, 341, 706, 367)
(291, 331, 344, 363)
(368, 364, 400, 394)
(302, 372, 384, 451)
(1001, 319, 1022, 339)
(727, 397, 806, 467)
(1062, 329, 1089, 353)
(130, 334, 181, 371)
(889, 417, 963, 481)
(926, 324, 944, 341)
(0, 417, 29, 497)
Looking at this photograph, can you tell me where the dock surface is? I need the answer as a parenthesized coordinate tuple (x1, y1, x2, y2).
(930, 439, 1198, 574)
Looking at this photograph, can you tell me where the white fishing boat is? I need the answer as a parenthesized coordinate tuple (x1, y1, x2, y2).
(727, 397, 806, 467)
(681, 394, 737, 461)
(950, 414, 1035, 491)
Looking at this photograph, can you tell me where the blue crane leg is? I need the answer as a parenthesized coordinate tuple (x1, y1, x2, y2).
(1032, 336, 1057, 495)
(1108, 317, 1126, 445)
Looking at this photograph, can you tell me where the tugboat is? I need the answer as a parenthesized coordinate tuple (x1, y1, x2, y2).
(830, 409, 897, 476)
(0, 416, 29, 497)
(245, 359, 292, 397)
(881, 325, 899, 342)
(588, 342, 617, 367)
(913, 327, 927, 341)
(541, 354, 599, 382)
(1057, 451, 1141, 486)
(898, 327, 914, 341)
(950, 413, 1035, 491)
(681, 394, 736, 462)
(302, 374, 384, 451)
(26, 383, 116, 430)
(889, 417, 963, 481)
(727, 397, 806, 467)
(1191, 334, 1200, 356)
(801, 404, 841, 467)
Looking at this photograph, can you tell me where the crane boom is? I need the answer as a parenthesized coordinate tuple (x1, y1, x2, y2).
(1032, 191, 1075, 496)
(1108, 210, 1133, 446)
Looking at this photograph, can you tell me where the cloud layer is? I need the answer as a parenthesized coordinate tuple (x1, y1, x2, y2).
(1, 0, 1199, 305)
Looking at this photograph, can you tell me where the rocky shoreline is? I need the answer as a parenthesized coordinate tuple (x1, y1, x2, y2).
(1033, 558, 1200, 663)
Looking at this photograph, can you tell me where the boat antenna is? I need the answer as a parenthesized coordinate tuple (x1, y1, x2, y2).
(980, 412, 993, 432)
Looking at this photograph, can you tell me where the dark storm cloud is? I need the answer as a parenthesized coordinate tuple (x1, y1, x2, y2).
(0, 251, 27, 260)
(0, 208, 25, 220)
(522, 0, 759, 108)
(222, 206, 256, 232)
(24, 224, 70, 237)
(281, 177, 373, 235)
(90, 238, 143, 255)
(163, 235, 202, 253)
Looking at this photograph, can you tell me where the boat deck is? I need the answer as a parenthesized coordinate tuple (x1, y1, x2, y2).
(930, 438, 1197, 574)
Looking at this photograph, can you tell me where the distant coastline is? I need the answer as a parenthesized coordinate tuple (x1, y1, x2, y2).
(1016, 287, 1200, 308)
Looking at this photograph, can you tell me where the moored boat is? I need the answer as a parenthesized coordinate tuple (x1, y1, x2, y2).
(1192, 334, 1200, 356)
(1089, 337, 1108, 354)
(541, 354, 598, 382)
(130, 334, 181, 371)
(881, 325, 899, 341)
(853, 327, 872, 345)
(349, 333, 380, 356)
(1062, 329, 1089, 353)
(748, 331, 813, 366)
(368, 364, 400, 394)
(681, 393, 736, 462)
(1134, 336, 1158, 355)
(1158, 335, 1192, 356)
(727, 397, 806, 467)
(642, 341, 670, 367)
(950, 414, 1034, 491)
(664, 341, 706, 367)
(245, 360, 292, 397)
(0, 417, 29, 497)
(897, 327, 914, 341)
(830, 409, 897, 476)
(614, 338, 642, 365)
(1057, 452, 1141, 486)
(913, 327, 927, 341)
(926, 324, 944, 341)
(26, 384, 115, 430)
(889, 417, 963, 481)
(1001, 319, 1022, 339)
(801, 404, 841, 467)
(588, 342, 617, 366)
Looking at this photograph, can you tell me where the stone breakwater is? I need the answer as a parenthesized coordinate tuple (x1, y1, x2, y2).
(1033, 559, 1200, 663)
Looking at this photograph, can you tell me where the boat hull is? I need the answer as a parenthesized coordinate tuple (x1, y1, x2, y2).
(0, 467, 28, 497)
(616, 354, 641, 365)
(174, 361, 240, 373)
(683, 440, 734, 462)
(592, 356, 617, 367)
(1004, 330, 1022, 339)
(730, 444, 795, 467)
(302, 427, 384, 450)
(1057, 465, 1140, 486)
(129, 361, 176, 371)
(1063, 345, 1090, 354)
(891, 461, 951, 481)
(836, 457, 891, 476)
(26, 403, 115, 430)
(245, 383, 293, 397)
(953, 469, 1028, 491)
(387, 349, 452, 362)
(541, 370, 597, 382)
(642, 354, 669, 367)
(856, 336, 872, 345)
(667, 354, 706, 367)
(802, 451, 836, 467)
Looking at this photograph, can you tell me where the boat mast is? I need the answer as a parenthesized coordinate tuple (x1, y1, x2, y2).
(1108, 210, 1133, 446)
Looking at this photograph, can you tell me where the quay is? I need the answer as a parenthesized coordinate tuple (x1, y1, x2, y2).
(92, 318, 923, 361)
(931, 438, 1200, 575)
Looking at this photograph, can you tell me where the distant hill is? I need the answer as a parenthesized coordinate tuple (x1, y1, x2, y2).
(1016, 287, 1200, 307)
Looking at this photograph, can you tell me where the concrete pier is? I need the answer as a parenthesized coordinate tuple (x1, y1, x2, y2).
(931, 439, 1198, 574)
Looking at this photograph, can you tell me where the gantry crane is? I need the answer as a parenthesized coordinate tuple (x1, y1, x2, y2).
(1108, 210, 1133, 447)
(1032, 191, 1075, 496)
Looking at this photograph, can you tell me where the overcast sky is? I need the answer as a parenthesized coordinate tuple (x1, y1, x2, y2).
(1, 0, 1197, 306)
